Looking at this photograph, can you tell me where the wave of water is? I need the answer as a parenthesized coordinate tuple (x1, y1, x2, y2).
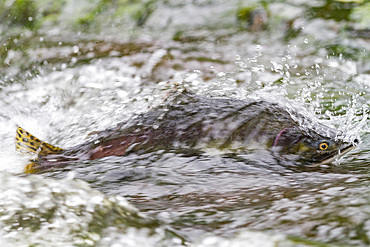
(0, 1, 369, 244)
(0, 42, 369, 245)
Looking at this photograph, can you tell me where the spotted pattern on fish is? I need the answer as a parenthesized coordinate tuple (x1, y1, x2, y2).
(14, 90, 357, 173)
(15, 127, 63, 172)
(24, 161, 39, 174)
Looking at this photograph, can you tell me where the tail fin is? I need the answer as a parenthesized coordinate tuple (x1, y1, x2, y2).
(15, 126, 63, 157)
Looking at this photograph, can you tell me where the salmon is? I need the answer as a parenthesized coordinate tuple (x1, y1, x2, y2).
(16, 90, 357, 173)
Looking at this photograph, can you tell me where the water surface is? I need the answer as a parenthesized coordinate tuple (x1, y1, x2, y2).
(0, 0, 369, 246)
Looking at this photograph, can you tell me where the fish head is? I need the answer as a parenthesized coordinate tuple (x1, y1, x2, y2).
(272, 126, 358, 165)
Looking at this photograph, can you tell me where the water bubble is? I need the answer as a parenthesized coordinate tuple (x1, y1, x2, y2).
(184, 72, 200, 83)
(192, 80, 200, 86)
(72, 46, 80, 54)
(304, 39, 308, 44)
(270, 60, 283, 73)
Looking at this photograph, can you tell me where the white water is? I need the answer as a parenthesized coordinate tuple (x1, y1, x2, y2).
(0, 0, 369, 246)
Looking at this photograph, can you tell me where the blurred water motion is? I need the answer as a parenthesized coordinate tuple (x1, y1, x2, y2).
(0, 0, 369, 246)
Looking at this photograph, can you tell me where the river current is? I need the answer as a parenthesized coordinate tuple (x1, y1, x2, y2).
(0, 0, 369, 246)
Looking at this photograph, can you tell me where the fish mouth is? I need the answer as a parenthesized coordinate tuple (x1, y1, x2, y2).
(311, 140, 358, 166)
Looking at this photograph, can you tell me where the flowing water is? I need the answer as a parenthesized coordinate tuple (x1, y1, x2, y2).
(0, 0, 369, 246)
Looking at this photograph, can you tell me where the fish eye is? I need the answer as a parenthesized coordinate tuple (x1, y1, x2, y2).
(318, 141, 329, 151)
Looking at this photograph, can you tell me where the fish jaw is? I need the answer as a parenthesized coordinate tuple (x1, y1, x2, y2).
(313, 143, 357, 166)
(271, 125, 359, 166)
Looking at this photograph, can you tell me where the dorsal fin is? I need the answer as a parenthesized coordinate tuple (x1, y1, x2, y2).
(15, 126, 63, 156)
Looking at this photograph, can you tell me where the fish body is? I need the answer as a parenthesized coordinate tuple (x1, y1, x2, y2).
(16, 90, 357, 173)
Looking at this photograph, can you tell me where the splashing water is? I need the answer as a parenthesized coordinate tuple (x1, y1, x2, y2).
(197, 45, 368, 146)
(0, 172, 184, 246)
(0, 1, 370, 246)
(0, 42, 368, 246)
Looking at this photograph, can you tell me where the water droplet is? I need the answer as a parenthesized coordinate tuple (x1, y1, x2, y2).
(72, 46, 79, 54)
(304, 38, 308, 44)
